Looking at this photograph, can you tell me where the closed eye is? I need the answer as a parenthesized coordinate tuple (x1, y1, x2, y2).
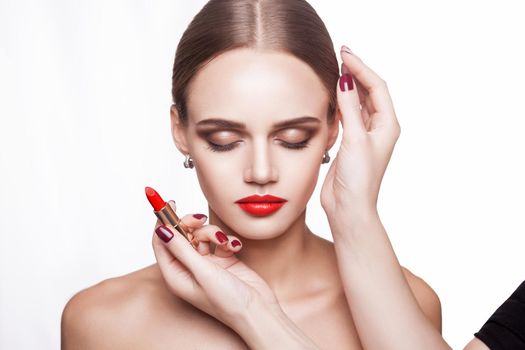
(206, 139, 311, 152)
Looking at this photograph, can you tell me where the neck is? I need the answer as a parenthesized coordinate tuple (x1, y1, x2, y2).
(208, 207, 317, 302)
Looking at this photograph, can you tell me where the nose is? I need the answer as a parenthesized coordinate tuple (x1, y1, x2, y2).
(244, 137, 278, 185)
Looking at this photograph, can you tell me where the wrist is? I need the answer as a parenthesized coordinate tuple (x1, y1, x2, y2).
(326, 200, 378, 223)
(328, 207, 381, 242)
(233, 299, 319, 350)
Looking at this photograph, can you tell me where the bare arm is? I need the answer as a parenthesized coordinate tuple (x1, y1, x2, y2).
(401, 266, 443, 334)
(463, 338, 490, 350)
(320, 46, 450, 349)
(233, 301, 320, 350)
(328, 210, 452, 350)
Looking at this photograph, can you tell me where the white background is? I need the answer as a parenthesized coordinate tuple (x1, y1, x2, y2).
(1, 0, 524, 348)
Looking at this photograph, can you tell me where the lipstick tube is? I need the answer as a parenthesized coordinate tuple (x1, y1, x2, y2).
(146, 186, 199, 249)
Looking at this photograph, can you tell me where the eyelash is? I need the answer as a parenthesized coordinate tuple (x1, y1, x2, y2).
(206, 139, 311, 153)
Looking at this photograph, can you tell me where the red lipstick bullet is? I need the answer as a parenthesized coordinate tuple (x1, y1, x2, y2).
(145, 186, 199, 249)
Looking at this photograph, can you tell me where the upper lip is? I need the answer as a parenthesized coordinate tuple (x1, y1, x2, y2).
(235, 194, 287, 203)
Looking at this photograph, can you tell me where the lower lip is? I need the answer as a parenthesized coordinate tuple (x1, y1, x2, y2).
(236, 202, 286, 216)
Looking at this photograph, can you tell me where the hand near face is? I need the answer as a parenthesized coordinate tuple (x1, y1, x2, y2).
(151, 200, 279, 330)
(320, 46, 401, 218)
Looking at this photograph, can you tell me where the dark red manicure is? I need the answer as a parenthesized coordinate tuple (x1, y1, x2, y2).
(232, 240, 241, 247)
(215, 231, 228, 243)
(156, 225, 174, 243)
(339, 73, 354, 92)
(193, 213, 207, 220)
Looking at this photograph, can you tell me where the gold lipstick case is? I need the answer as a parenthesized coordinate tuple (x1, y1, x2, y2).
(154, 204, 199, 249)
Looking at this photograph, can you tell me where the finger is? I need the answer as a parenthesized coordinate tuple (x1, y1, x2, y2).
(194, 238, 210, 256)
(214, 235, 242, 258)
(168, 200, 208, 234)
(152, 202, 210, 256)
(191, 225, 230, 249)
(337, 56, 367, 139)
(186, 225, 229, 257)
(342, 62, 376, 115)
(153, 225, 244, 322)
(341, 62, 366, 108)
(151, 230, 207, 304)
(341, 62, 373, 131)
(154, 224, 217, 284)
(168, 200, 208, 252)
(340, 46, 396, 122)
(152, 201, 190, 233)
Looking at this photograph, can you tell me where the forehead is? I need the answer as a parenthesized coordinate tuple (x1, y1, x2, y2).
(186, 48, 328, 127)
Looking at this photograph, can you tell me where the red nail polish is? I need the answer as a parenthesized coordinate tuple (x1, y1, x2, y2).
(215, 231, 228, 243)
(156, 225, 174, 243)
(339, 73, 354, 92)
(193, 213, 207, 220)
(232, 240, 241, 247)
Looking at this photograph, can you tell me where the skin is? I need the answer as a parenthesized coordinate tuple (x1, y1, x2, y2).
(321, 48, 491, 350)
(61, 48, 444, 349)
(319, 47, 449, 350)
(172, 48, 338, 305)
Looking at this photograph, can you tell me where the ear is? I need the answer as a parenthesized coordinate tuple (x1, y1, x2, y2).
(326, 109, 341, 151)
(170, 104, 190, 155)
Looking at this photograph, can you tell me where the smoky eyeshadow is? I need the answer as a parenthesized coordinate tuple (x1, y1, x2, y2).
(196, 126, 320, 144)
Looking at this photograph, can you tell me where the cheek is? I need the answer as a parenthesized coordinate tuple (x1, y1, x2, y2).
(282, 154, 321, 202)
(192, 152, 236, 200)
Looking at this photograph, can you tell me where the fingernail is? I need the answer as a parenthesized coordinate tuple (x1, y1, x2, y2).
(339, 73, 354, 92)
(341, 45, 353, 55)
(156, 225, 174, 243)
(232, 240, 241, 247)
(193, 213, 207, 220)
(215, 231, 228, 243)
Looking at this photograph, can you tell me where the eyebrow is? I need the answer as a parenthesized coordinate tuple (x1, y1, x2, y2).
(195, 116, 321, 129)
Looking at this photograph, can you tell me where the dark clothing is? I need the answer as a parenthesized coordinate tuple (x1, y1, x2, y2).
(474, 280, 525, 350)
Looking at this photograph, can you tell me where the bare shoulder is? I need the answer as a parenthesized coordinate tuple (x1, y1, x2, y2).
(61, 264, 176, 349)
(401, 266, 443, 333)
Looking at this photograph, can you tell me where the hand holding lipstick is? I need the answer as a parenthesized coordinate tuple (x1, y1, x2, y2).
(146, 187, 286, 342)
(154, 200, 244, 258)
(153, 223, 319, 349)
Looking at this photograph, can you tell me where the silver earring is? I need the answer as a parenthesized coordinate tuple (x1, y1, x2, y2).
(183, 154, 194, 168)
(321, 150, 330, 164)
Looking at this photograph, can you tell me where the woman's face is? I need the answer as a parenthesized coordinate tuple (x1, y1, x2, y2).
(171, 48, 339, 239)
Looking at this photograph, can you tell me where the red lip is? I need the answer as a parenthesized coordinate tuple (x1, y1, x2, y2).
(236, 202, 286, 216)
(235, 194, 287, 203)
(235, 194, 287, 216)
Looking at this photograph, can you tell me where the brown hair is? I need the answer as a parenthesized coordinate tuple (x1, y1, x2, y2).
(171, 0, 339, 127)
